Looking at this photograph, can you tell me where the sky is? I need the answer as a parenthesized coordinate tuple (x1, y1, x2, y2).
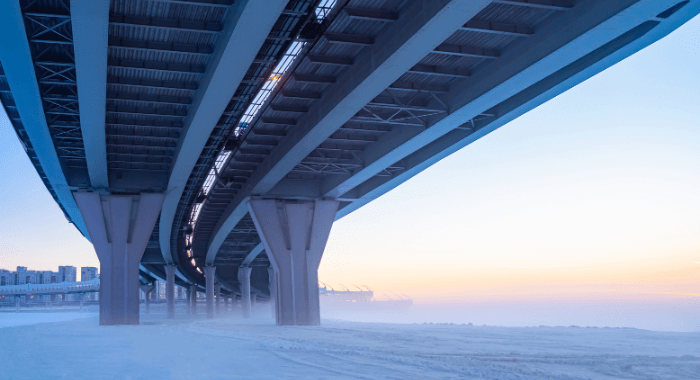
(1, 14, 699, 328)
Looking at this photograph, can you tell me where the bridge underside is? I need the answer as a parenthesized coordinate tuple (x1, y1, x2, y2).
(0, 0, 698, 324)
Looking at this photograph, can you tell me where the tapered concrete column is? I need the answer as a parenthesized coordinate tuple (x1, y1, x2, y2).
(165, 265, 176, 318)
(186, 287, 192, 314)
(74, 192, 164, 325)
(268, 266, 276, 319)
(223, 294, 228, 312)
(190, 285, 197, 314)
(248, 199, 339, 326)
(237, 266, 252, 318)
(140, 283, 154, 314)
(215, 284, 221, 313)
(204, 266, 216, 318)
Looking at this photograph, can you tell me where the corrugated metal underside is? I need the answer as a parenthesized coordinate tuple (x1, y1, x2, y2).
(189, 0, 569, 272)
(106, 0, 231, 182)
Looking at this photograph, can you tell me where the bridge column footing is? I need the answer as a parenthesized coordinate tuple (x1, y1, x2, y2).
(74, 192, 164, 325)
(248, 199, 339, 326)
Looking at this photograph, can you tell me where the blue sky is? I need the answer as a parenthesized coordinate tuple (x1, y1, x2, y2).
(1, 15, 699, 309)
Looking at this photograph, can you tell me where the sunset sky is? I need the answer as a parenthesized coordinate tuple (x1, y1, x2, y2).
(1, 14, 698, 316)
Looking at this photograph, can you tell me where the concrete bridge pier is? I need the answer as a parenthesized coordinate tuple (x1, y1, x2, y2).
(248, 199, 339, 326)
(268, 266, 277, 319)
(190, 284, 197, 314)
(15, 296, 19, 311)
(204, 266, 216, 318)
(79, 293, 85, 312)
(140, 283, 154, 314)
(237, 266, 252, 318)
(223, 294, 228, 312)
(215, 284, 221, 314)
(74, 192, 164, 325)
(165, 265, 176, 319)
(186, 286, 192, 314)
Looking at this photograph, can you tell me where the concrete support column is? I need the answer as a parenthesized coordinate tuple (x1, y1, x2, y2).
(215, 284, 221, 313)
(237, 266, 252, 318)
(165, 265, 176, 319)
(140, 283, 154, 314)
(248, 199, 338, 326)
(268, 266, 276, 319)
(190, 284, 197, 314)
(74, 192, 164, 325)
(79, 293, 85, 312)
(223, 294, 228, 312)
(186, 287, 192, 314)
(204, 266, 216, 318)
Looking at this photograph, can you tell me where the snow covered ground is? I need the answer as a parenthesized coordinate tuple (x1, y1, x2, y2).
(1, 305, 698, 379)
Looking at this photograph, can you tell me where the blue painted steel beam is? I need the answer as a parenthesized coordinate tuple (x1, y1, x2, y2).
(0, 1, 89, 239)
(336, 0, 700, 221)
(159, 0, 289, 265)
(205, 0, 494, 265)
(321, 0, 694, 200)
(241, 242, 264, 266)
(71, 0, 110, 190)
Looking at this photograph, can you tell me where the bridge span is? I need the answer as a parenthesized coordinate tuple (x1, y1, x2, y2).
(0, 0, 697, 325)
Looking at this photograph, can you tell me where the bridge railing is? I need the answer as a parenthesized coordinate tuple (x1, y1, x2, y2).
(0, 278, 100, 295)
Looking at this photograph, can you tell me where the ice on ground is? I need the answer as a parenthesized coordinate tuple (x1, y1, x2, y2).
(1, 306, 698, 380)
(0, 310, 96, 328)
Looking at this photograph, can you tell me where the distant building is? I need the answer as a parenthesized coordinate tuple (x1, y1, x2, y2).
(81, 267, 99, 301)
(58, 266, 77, 283)
(81, 267, 98, 281)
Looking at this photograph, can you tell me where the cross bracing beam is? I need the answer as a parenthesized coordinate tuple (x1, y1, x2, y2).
(270, 104, 310, 113)
(460, 20, 534, 36)
(106, 117, 184, 128)
(204, 0, 494, 266)
(107, 77, 199, 91)
(492, 0, 574, 10)
(107, 93, 193, 106)
(281, 90, 322, 99)
(432, 43, 500, 59)
(109, 15, 224, 33)
(108, 38, 214, 55)
(292, 74, 336, 84)
(306, 55, 354, 66)
(321, 0, 696, 200)
(108, 58, 206, 74)
(106, 107, 188, 117)
(149, 0, 235, 7)
(387, 82, 449, 93)
(0, 1, 89, 238)
(344, 8, 399, 22)
(408, 64, 471, 78)
(158, 0, 289, 265)
(324, 33, 375, 45)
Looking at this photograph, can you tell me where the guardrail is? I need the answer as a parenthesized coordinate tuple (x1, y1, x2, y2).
(0, 278, 99, 296)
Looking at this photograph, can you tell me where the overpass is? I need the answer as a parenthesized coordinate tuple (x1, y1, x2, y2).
(0, 0, 697, 325)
